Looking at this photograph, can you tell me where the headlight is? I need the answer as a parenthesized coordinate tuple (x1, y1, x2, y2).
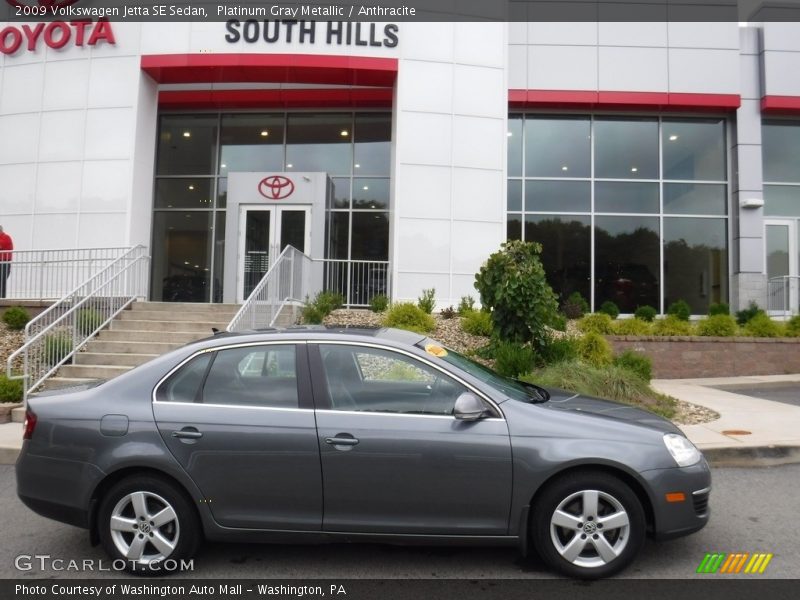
(663, 433, 701, 467)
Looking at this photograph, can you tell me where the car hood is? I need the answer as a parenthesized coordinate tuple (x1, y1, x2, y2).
(538, 387, 683, 435)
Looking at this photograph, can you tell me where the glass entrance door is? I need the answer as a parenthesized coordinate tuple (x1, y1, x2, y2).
(238, 205, 310, 302)
(765, 220, 798, 314)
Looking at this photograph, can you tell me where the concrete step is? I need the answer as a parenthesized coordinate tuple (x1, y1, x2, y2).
(96, 330, 209, 344)
(86, 340, 184, 355)
(58, 365, 132, 379)
(130, 302, 239, 315)
(118, 310, 237, 323)
(11, 407, 24, 422)
(75, 352, 159, 368)
(110, 320, 227, 334)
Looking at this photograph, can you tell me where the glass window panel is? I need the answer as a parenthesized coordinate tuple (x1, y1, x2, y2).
(151, 211, 213, 302)
(242, 209, 272, 299)
(525, 180, 590, 212)
(280, 210, 307, 253)
(595, 182, 659, 214)
(326, 212, 349, 259)
(595, 118, 659, 179)
(507, 215, 522, 240)
(508, 115, 523, 177)
(766, 225, 790, 280)
(217, 177, 227, 209)
(595, 216, 660, 313)
(354, 113, 391, 176)
(353, 178, 389, 210)
(212, 211, 225, 303)
(286, 113, 352, 175)
(157, 115, 217, 175)
(156, 353, 212, 403)
(154, 178, 214, 209)
(664, 183, 727, 215)
(764, 185, 800, 216)
(507, 179, 522, 211)
(664, 218, 728, 314)
(351, 212, 389, 260)
(329, 177, 350, 209)
(662, 118, 725, 181)
(219, 114, 284, 175)
(762, 121, 800, 183)
(525, 116, 590, 178)
(525, 215, 591, 303)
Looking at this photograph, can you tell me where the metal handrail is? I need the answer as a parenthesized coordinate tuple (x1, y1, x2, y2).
(767, 275, 800, 318)
(6, 245, 150, 401)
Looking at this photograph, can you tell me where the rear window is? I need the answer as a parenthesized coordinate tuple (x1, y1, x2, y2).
(156, 353, 212, 403)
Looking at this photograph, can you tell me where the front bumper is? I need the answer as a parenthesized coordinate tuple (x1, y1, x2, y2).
(640, 457, 712, 541)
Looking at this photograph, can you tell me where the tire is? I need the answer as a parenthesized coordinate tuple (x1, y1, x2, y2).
(97, 474, 200, 575)
(531, 471, 646, 579)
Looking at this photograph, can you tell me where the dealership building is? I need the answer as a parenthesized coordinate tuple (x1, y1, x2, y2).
(1, 18, 799, 314)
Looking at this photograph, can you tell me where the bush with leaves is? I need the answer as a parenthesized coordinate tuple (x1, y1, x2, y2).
(598, 301, 620, 319)
(667, 299, 691, 321)
(417, 288, 436, 314)
(42, 331, 72, 365)
(301, 304, 325, 324)
(369, 294, 389, 313)
(743, 313, 783, 338)
(577, 313, 614, 335)
(0, 374, 23, 403)
(539, 336, 579, 365)
(474, 240, 559, 349)
(76, 308, 104, 336)
(561, 292, 589, 319)
(612, 317, 652, 336)
(440, 306, 457, 319)
(613, 350, 653, 381)
(457, 296, 475, 315)
(383, 302, 435, 334)
(652, 315, 693, 336)
(695, 314, 738, 337)
(577, 332, 613, 366)
(314, 291, 344, 315)
(708, 302, 730, 316)
(461, 309, 493, 337)
(735, 301, 765, 325)
(493, 341, 537, 378)
(2, 306, 30, 331)
(786, 315, 800, 337)
(634, 305, 657, 322)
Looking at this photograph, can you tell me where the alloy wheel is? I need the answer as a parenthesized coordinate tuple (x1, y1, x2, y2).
(109, 490, 181, 564)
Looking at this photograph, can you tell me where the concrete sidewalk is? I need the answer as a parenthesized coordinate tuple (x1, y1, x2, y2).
(2, 374, 800, 466)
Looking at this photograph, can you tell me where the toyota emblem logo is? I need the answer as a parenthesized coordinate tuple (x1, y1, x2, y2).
(258, 176, 295, 200)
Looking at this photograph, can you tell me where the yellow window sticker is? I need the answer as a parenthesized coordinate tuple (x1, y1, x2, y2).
(425, 344, 448, 358)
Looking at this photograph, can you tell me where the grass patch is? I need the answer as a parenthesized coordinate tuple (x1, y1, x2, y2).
(522, 359, 677, 419)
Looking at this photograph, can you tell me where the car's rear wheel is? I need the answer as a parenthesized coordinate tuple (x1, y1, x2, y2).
(532, 471, 645, 579)
(98, 475, 200, 574)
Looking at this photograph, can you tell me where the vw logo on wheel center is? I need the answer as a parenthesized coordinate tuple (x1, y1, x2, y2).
(258, 175, 295, 200)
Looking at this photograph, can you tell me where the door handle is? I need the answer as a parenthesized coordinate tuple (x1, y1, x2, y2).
(172, 428, 203, 440)
(325, 436, 359, 446)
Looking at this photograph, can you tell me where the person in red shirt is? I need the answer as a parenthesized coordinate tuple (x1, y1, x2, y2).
(0, 226, 13, 298)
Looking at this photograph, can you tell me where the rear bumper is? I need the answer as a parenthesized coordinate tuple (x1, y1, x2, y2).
(641, 458, 712, 541)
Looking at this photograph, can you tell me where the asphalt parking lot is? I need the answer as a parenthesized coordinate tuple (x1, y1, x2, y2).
(711, 383, 800, 408)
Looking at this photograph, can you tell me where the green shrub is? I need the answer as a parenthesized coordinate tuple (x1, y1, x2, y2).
(493, 341, 537, 378)
(538, 336, 579, 365)
(612, 318, 652, 336)
(598, 301, 620, 319)
(301, 304, 325, 324)
(634, 305, 657, 322)
(461, 309, 493, 337)
(440, 306, 457, 319)
(736, 301, 765, 325)
(0, 374, 23, 403)
(577, 313, 614, 335)
(696, 314, 738, 337)
(2, 306, 30, 331)
(457, 295, 475, 315)
(577, 332, 613, 367)
(613, 350, 653, 381)
(314, 291, 344, 315)
(786, 315, 800, 337)
(523, 359, 676, 419)
(383, 302, 436, 334)
(369, 294, 389, 313)
(474, 240, 559, 348)
(42, 332, 72, 365)
(561, 292, 589, 319)
(667, 299, 691, 321)
(743, 313, 783, 338)
(75, 308, 104, 336)
(708, 302, 730, 316)
(417, 288, 436, 314)
(551, 313, 567, 332)
(652, 315, 693, 336)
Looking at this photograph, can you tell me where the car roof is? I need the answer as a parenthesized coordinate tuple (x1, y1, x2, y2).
(188, 326, 428, 349)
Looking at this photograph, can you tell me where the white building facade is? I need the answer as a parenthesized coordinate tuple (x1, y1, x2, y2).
(0, 19, 798, 314)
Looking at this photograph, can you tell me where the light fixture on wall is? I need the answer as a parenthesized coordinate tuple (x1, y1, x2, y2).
(740, 197, 764, 209)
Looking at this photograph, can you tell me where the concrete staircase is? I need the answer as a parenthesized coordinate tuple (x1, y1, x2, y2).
(45, 301, 240, 390)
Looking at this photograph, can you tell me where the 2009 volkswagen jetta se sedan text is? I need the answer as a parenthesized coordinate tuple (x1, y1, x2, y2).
(16, 327, 710, 578)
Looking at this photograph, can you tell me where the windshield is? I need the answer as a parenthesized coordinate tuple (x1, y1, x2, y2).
(417, 341, 549, 403)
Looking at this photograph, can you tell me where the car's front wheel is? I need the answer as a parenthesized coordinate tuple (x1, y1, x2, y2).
(98, 475, 200, 574)
(532, 471, 645, 579)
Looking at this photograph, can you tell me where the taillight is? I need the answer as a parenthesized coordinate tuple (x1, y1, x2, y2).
(22, 410, 37, 441)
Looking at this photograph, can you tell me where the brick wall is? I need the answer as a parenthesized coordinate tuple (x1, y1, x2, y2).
(608, 336, 800, 379)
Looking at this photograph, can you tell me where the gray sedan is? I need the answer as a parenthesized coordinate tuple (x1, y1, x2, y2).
(16, 327, 710, 578)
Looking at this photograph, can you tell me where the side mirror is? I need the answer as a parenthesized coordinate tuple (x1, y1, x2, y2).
(454, 392, 489, 421)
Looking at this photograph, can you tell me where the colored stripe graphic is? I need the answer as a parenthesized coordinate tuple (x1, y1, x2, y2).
(698, 553, 773, 574)
(697, 553, 727, 573)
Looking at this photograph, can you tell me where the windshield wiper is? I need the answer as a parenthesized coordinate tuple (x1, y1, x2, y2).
(513, 379, 550, 403)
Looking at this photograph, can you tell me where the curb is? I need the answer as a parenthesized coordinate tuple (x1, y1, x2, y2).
(702, 445, 800, 468)
(0, 446, 18, 466)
